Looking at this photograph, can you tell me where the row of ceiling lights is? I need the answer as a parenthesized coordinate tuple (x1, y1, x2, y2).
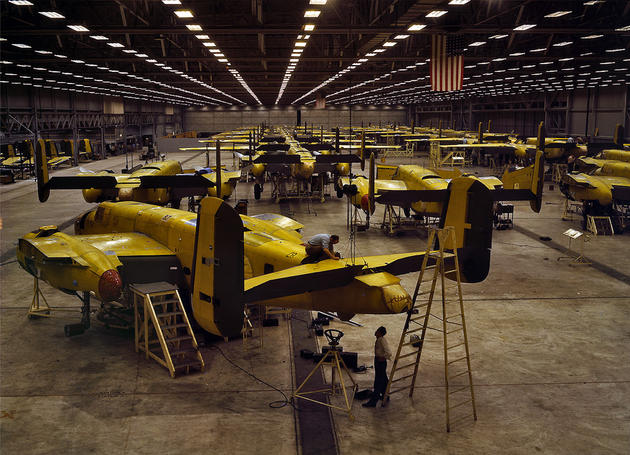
(298, 3, 629, 105)
(159, 0, 262, 104)
(274, 0, 328, 104)
(5, 0, 244, 105)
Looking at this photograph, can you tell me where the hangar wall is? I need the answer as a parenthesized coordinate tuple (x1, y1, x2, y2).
(412, 85, 630, 140)
(182, 105, 408, 134)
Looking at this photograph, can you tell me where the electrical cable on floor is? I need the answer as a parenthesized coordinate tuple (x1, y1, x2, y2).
(0, 259, 17, 267)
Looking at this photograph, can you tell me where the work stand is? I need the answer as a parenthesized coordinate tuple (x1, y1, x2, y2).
(294, 329, 358, 420)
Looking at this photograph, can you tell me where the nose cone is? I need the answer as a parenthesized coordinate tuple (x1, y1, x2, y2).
(360, 194, 375, 214)
(98, 269, 122, 301)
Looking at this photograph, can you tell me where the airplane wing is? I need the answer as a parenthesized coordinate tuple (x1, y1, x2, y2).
(249, 213, 305, 232)
(46, 175, 120, 189)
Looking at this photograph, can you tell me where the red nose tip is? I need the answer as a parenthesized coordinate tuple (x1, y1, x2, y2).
(360, 194, 373, 213)
(98, 269, 122, 301)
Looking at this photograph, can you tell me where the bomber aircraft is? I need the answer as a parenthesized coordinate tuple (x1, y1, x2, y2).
(17, 142, 543, 339)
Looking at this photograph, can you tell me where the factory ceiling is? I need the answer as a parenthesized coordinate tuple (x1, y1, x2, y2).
(1, 0, 629, 106)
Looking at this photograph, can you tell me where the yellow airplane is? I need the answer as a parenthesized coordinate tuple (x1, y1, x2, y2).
(17, 141, 543, 337)
(340, 125, 545, 221)
(37, 159, 240, 206)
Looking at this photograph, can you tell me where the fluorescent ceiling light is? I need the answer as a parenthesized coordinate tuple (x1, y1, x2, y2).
(186, 24, 202, 31)
(449, 0, 470, 4)
(39, 11, 65, 19)
(615, 25, 630, 31)
(469, 41, 486, 47)
(11, 43, 31, 48)
(553, 41, 573, 47)
(196, 34, 210, 40)
(68, 25, 89, 32)
(203, 42, 216, 47)
(304, 24, 315, 31)
(309, 0, 327, 4)
(383, 41, 397, 47)
(146, 59, 157, 63)
(90, 35, 109, 41)
(584, 1, 604, 5)
(408, 24, 426, 31)
(35, 50, 53, 54)
(9, 0, 34, 5)
(123, 49, 137, 53)
(530, 48, 546, 52)
(218, 58, 228, 62)
(394, 34, 410, 39)
(174, 10, 194, 18)
(489, 34, 508, 39)
(509, 52, 525, 56)
(304, 10, 320, 17)
(426, 10, 447, 18)
(545, 11, 571, 18)
(162, 0, 181, 4)
(513, 24, 536, 31)
(71, 59, 84, 63)
(606, 48, 625, 52)
(581, 34, 603, 39)
(295, 41, 307, 47)
(107, 42, 125, 48)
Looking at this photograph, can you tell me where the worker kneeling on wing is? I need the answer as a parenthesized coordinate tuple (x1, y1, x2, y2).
(301, 233, 340, 263)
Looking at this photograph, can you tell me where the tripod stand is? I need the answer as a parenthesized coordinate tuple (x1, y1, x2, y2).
(294, 329, 358, 420)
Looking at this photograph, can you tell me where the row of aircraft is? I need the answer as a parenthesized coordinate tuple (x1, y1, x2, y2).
(18, 129, 545, 339)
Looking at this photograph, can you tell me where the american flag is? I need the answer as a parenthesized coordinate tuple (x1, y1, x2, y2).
(430, 35, 464, 91)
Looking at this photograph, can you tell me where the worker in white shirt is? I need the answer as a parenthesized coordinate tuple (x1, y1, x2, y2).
(363, 326, 392, 407)
(301, 233, 340, 264)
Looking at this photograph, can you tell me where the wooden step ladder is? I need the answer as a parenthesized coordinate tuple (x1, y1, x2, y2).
(131, 282, 205, 378)
(382, 227, 477, 432)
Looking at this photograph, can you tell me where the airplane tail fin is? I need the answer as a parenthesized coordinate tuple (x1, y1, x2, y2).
(614, 124, 624, 147)
(190, 197, 244, 338)
(34, 137, 50, 202)
(439, 177, 493, 283)
(500, 149, 545, 212)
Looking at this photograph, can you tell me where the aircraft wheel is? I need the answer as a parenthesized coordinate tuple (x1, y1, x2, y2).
(64, 323, 85, 337)
(336, 187, 344, 198)
(254, 183, 262, 200)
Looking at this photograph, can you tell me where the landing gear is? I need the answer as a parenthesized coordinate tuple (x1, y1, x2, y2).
(64, 291, 90, 337)
(254, 183, 263, 200)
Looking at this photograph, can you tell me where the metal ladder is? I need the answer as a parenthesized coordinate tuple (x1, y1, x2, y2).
(131, 282, 205, 378)
(382, 227, 477, 432)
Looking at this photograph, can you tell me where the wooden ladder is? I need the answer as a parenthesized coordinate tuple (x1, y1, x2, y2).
(382, 227, 477, 432)
(131, 282, 204, 378)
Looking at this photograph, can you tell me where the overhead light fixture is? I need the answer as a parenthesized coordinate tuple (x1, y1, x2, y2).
(426, 10, 447, 18)
(196, 34, 210, 40)
(383, 41, 397, 47)
(11, 43, 31, 48)
(71, 59, 85, 63)
(615, 25, 630, 31)
(581, 34, 603, 39)
(68, 25, 89, 32)
(186, 24, 202, 31)
(304, 24, 315, 31)
(107, 42, 125, 48)
(584, 0, 604, 5)
(174, 10, 194, 18)
(146, 59, 157, 63)
(509, 52, 525, 56)
(489, 34, 508, 39)
(35, 50, 53, 54)
(545, 11, 571, 18)
(90, 35, 109, 40)
(123, 49, 137, 53)
(218, 58, 228, 63)
(295, 41, 307, 47)
(394, 34, 410, 39)
(553, 41, 573, 47)
(606, 48, 625, 52)
(38, 11, 65, 19)
(9, 0, 34, 5)
(309, 0, 327, 4)
(304, 10, 320, 17)
(203, 42, 216, 47)
(513, 24, 536, 31)
(448, 0, 470, 4)
(530, 48, 546, 52)
(469, 41, 486, 47)
(162, 0, 181, 4)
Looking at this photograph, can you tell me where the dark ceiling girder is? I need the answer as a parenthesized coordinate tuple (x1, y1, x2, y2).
(1, 27, 626, 36)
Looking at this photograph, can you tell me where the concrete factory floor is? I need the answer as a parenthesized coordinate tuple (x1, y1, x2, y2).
(1, 149, 629, 454)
